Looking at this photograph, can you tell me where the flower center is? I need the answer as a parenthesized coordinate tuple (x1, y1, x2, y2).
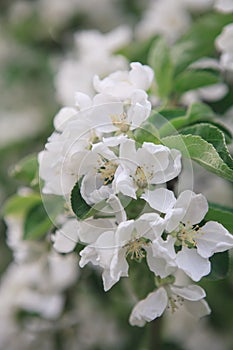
(125, 237, 150, 261)
(111, 113, 130, 133)
(176, 223, 200, 249)
(97, 156, 118, 185)
(167, 295, 184, 313)
(134, 166, 148, 189)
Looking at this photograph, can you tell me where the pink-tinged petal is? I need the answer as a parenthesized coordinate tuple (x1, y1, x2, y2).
(171, 284, 206, 301)
(175, 190, 208, 225)
(129, 288, 167, 327)
(184, 299, 211, 319)
(141, 188, 176, 213)
(176, 247, 210, 281)
(196, 221, 233, 258)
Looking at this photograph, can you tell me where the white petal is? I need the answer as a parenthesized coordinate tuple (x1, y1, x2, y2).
(171, 284, 206, 301)
(175, 190, 208, 225)
(113, 165, 137, 199)
(146, 243, 177, 278)
(74, 92, 92, 110)
(196, 221, 233, 258)
(53, 219, 79, 253)
(54, 107, 77, 132)
(103, 247, 129, 291)
(176, 247, 211, 281)
(107, 194, 127, 223)
(184, 299, 211, 318)
(129, 288, 167, 327)
(141, 188, 176, 213)
(78, 218, 116, 244)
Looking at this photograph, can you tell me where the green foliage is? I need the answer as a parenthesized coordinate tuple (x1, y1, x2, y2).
(180, 123, 233, 170)
(134, 121, 161, 144)
(172, 12, 233, 75)
(205, 203, 233, 233)
(23, 202, 52, 240)
(173, 69, 219, 94)
(148, 37, 174, 98)
(2, 193, 41, 217)
(10, 154, 39, 188)
(207, 252, 229, 280)
(71, 180, 92, 220)
(162, 134, 233, 182)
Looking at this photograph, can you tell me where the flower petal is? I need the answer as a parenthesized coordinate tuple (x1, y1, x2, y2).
(171, 284, 206, 301)
(53, 219, 79, 253)
(176, 247, 210, 281)
(196, 221, 233, 258)
(175, 190, 208, 225)
(141, 188, 176, 213)
(129, 288, 167, 327)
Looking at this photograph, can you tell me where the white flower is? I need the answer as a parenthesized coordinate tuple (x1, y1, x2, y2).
(216, 24, 233, 71)
(115, 139, 182, 199)
(55, 27, 131, 105)
(136, 0, 191, 42)
(79, 213, 165, 291)
(145, 235, 177, 278)
(214, 0, 233, 13)
(93, 62, 154, 99)
(129, 284, 210, 327)
(53, 197, 125, 253)
(147, 189, 233, 281)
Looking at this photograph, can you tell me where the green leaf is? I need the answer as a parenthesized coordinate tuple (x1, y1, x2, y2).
(180, 123, 233, 170)
(148, 37, 174, 98)
(2, 193, 41, 217)
(134, 121, 161, 144)
(23, 195, 65, 240)
(206, 251, 229, 281)
(71, 180, 92, 220)
(24, 203, 52, 240)
(186, 102, 215, 122)
(204, 203, 233, 233)
(172, 12, 233, 75)
(10, 154, 39, 188)
(117, 36, 157, 65)
(173, 70, 219, 94)
(162, 134, 233, 182)
(159, 102, 214, 137)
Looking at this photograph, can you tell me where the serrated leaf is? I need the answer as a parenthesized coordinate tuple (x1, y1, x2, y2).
(173, 70, 219, 94)
(162, 134, 233, 182)
(204, 203, 233, 233)
(148, 37, 174, 98)
(180, 123, 233, 170)
(172, 12, 233, 75)
(10, 154, 39, 187)
(206, 251, 229, 281)
(2, 194, 41, 217)
(24, 203, 52, 240)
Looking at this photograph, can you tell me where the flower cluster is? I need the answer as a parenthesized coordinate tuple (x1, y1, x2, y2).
(39, 62, 233, 327)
